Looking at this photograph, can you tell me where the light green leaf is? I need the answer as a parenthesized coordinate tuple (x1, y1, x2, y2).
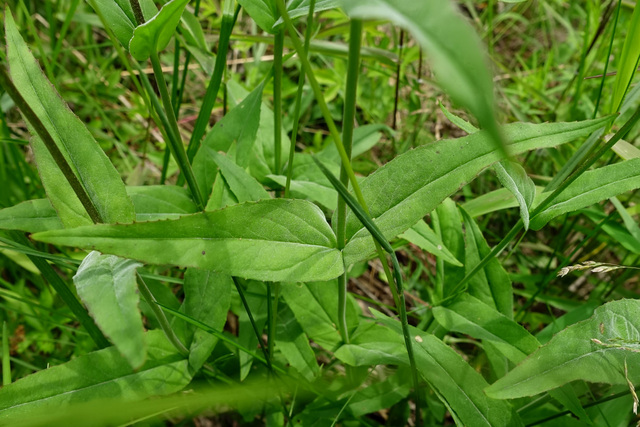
(84, 0, 138, 47)
(5, 10, 135, 226)
(182, 269, 232, 371)
(439, 101, 478, 134)
(33, 199, 343, 283)
(462, 186, 545, 219)
(74, 251, 145, 369)
(342, 0, 504, 153)
(373, 310, 523, 426)
(433, 294, 539, 364)
(611, 2, 640, 113)
(0, 199, 63, 233)
(129, 0, 190, 61)
(399, 220, 462, 267)
(612, 139, 640, 160)
(0, 331, 191, 421)
(193, 80, 264, 202)
(275, 304, 320, 381)
(211, 152, 271, 203)
(267, 174, 337, 210)
(530, 158, 640, 230)
(343, 117, 612, 265)
(240, 0, 340, 32)
(493, 160, 536, 230)
(486, 299, 640, 399)
(461, 208, 513, 316)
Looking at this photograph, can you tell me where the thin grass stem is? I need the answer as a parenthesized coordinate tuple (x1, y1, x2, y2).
(2, 322, 11, 385)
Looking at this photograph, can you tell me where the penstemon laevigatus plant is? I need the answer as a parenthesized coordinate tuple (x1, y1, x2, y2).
(1, 0, 640, 425)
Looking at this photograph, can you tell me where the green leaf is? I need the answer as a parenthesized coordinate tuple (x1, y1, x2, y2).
(129, 0, 190, 61)
(374, 311, 523, 426)
(275, 304, 320, 381)
(433, 294, 539, 364)
(0, 186, 197, 233)
(193, 81, 264, 202)
(211, 152, 271, 203)
(0, 330, 191, 421)
(493, 160, 536, 230)
(461, 186, 545, 219)
(348, 367, 411, 417)
(461, 208, 513, 316)
(33, 199, 343, 283)
(5, 10, 135, 226)
(74, 251, 145, 369)
(84, 0, 138, 48)
(486, 299, 640, 399)
(399, 220, 462, 267)
(342, 117, 612, 265)
(439, 101, 478, 134)
(530, 158, 640, 230)
(182, 269, 232, 371)
(237, 280, 268, 380)
(240, 0, 340, 33)
(611, 2, 640, 113)
(342, 0, 504, 154)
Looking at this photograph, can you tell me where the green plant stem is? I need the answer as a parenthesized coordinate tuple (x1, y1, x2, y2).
(284, 0, 316, 197)
(2, 321, 11, 385)
(0, 67, 103, 224)
(335, 19, 363, 344)
(273, 30, 284, 176)
(185, 1, 238, 162)
(233, 278, 273, 371)
(274, 0, 366, 211)
(594, 0, 622, 119)
(138, 60, 205, 210)
(446, 108, 640, 301)
(136, 272, 189, 357)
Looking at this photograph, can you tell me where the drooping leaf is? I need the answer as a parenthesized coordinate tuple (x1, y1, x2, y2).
(530, 157, 640, 230)
(182, 269, 232, 371)
(399, 220, 462, 267)
(493, 160, 536, 230)
(486, 299, 640, 399)
(342, 0, 505, 154)
(342, 117, 612, 265)
(433, 294, 538, 364)
(460, 208, 513, 316)
(74, 251, 145, 369)
(129, 0, 190, 61)
(0, 331, 191, 421)
(210, 152, 271, 203)
(33, 199, 343, 283)
(193, 81, 264, 202)
(5, 10, 135, 226)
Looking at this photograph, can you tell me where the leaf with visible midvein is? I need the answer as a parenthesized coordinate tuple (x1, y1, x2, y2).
(0, 330, 191, 421)
(211, 151, 271, 203)
(5, 11, 135, 226)
(494, 160, 536, 230)
(129, 0, 190, 60)
(33, 199, 343, 283)
(530, 157, 640, 230)
(342, 117, 612, 265)
(85, 0, 157, 48)
(342, 0, 504, 153)
(74, 252, 145, 369)
(486, 299, 640, 400)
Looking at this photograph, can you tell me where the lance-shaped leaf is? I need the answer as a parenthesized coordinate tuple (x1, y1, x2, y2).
(342, 0, 505, 154)
(342, 117, 612, 265)
(494, 160, 536, 230)
(5, 10, 135, 226)
(240, 0, 340, 33)
(74, 251, 145, 369)
(530, 157, 640, 230)
(129, 0, 190, 61)
(0, 331, 191, 421)
(85, 0, 157, 48)
(399, 220, 462, 267)
(33, 199, 343, 283)
(211, 152, 270, 203)
(611, 1, 640, 113)
(486, 299, 640, 400)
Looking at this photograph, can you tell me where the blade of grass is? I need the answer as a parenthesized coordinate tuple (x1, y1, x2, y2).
(2, 321, 10, 385)
(273, 29, 284, 176)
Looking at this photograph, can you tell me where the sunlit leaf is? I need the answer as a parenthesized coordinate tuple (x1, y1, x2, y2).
(129, 0, 190, 61)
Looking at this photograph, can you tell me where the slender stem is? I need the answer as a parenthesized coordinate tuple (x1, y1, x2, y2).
(0, 66, 103, 224)
(137, 272, 189, 357)
(275, 0, 367, 212)
(392, 29, 403, 130)
(273, 30, 284, 176)
(233, 278, 273, 371)
(284, 0, 316, 197)
(595, 0, 621, 118)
